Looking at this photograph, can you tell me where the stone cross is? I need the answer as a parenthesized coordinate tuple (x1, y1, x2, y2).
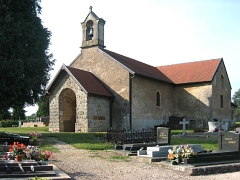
(218, 132, 224, 149)
(89, 6, 93, 12)
(179, 118, 189, 136)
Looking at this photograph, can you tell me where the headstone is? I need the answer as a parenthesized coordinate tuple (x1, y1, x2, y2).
(221, 123, 229, 131)
(208, 121, 217, 132)
(157, 127, 170, 145)
(218, 131, 240, 152)
(236, 127, 240, 133)
(179, 118, 189, 135)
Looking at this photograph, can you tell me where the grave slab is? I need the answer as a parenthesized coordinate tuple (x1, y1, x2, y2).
(0, 132, 29, 145)
(138, 144, 204, 158)
(0, 160, 71, 179)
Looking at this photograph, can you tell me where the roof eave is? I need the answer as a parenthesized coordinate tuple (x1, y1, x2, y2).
(63, 65, 88, 94)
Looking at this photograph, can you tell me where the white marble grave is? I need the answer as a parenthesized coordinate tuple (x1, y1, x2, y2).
(208, 121, 217, 132)
(138, 144, 204, 158)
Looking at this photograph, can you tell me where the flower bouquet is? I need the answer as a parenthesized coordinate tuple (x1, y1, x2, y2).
(8, 142, 26, 161)
(29, 132, 42, 145)
(168, 145, 196, 165)
(41, 150, 54, 161)
(25, 145, 41, 160)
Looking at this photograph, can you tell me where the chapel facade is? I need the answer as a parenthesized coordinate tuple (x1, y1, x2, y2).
(46, 7, 233, 132)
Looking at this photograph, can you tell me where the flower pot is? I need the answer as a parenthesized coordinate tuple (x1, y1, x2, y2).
(41, 161, 48, 165)
(15, 155, 23, 162)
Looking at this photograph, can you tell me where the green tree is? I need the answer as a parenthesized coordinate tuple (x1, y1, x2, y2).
(36, 96, 49, 117)
(0, 0, 55, 111)
(11, 106, 26, 120)
(0, 109, 11, 120)
(232, 88, 240, 116)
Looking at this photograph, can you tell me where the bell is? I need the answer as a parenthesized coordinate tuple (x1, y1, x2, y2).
(88, 28, 93, 36)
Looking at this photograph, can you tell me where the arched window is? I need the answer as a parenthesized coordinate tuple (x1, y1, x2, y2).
(220, 95, 223, 108)
(156, 91, 161, 107)
(86, 20, 94, 41)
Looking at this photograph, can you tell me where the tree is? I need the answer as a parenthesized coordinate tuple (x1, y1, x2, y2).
(0, 108, 11, 120)
(232, 88, 240, 117)
(0, 0, 55, 111)
(36, 95, 49, 117)
(11, 106, 26, 120)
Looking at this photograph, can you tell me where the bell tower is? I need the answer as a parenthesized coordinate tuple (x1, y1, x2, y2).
(81, 6, 106, 49)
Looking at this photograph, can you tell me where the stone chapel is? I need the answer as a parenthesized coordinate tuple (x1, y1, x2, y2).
(46, 7, 233, 132)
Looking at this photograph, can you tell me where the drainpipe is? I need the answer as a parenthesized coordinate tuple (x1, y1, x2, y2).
(129, 74, 135, 130)
(110, 99, 114, 128)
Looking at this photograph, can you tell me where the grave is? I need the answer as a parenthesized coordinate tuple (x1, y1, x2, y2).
(138, 144, 203, 162)
(208, 121, 217, 132)
(179, 118, 189, 136)
(218, 131, 240, 152)
(138, 127, 204, 162)
(156, 127, 171, 145)
(0, 132, 29, 145)
(0, 160, 71, 179)
(120, 127, 171, 152)
(136, 128, 240, 175)
(208, 120, 229, 132)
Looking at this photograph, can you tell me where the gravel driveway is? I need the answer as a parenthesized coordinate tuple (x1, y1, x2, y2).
(50, 138, 240, 180)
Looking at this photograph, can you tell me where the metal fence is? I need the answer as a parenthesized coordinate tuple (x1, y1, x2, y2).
(107, 129, 156, 144)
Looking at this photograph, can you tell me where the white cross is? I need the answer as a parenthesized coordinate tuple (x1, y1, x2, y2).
(179, 118, 189, 136)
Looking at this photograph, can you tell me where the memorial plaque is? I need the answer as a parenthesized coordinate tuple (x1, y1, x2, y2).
(157, 127, 170, 145)
(218, 131, 240, 152)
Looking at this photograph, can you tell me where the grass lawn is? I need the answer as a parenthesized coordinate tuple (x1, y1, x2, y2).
(0, 121, 239, 152)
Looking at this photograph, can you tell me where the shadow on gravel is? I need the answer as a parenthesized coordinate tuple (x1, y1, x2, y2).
(67, 171, 94, 179)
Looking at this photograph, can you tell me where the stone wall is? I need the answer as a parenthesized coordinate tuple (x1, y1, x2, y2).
(86, 95, 111, 132)
(212, 61, 231, 120)
(173, 83, 212, 121)
(131, 76, 174, 129)
(71, 47, 130, 129)
(49, 73, 88, 132)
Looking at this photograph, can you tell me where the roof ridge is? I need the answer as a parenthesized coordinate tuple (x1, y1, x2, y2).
(157, 58, 222, 68)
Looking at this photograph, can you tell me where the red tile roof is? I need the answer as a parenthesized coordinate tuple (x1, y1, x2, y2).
(65, 66, 114, 98)
(100, 48, 173, 83)
(157, 58, 222, 84)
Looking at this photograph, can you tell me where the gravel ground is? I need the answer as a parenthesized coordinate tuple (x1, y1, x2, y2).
(50, 138, 240, 180)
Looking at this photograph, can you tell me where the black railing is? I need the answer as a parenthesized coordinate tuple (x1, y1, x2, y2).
(107, 129, 156, 144)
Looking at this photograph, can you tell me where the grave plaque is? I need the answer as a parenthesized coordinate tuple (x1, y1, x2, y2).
(218, 131, 240, 152)
(157, 127, 170, 145)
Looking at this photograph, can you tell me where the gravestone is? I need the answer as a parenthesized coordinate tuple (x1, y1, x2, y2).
(157, 127, 170, 145)
(208, 121, 217, 132)
(218, 131, 240, 152)
(0, 132, 29, 145)
(179, 118, 189, 135)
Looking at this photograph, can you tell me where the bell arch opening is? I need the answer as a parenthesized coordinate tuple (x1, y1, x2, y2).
(59, 88, 76, 132)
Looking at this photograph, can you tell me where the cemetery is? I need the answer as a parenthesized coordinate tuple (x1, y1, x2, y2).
(107, 119, 240, 176)
(0, 132, 70, 179)
(0, 119, 240, 178)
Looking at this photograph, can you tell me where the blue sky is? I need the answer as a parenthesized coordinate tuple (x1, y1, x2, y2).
(25, 0, 240, 115)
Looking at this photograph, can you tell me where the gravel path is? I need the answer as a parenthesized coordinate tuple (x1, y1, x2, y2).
(50, 138, 240, 180)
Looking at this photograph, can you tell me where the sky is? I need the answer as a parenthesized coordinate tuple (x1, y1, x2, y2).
(25, 0, 240, 115)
